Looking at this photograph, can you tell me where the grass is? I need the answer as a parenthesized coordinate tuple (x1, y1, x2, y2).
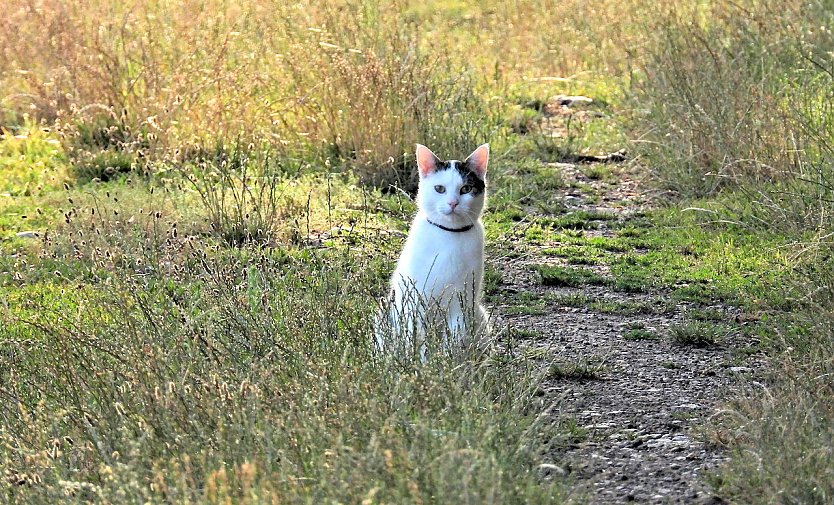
(540, 210, 619, 230)
(535, 265, 606, 287)
(550, 292, 591, 308)
(548, 360, 605, 381)
(508, 328, 544, 340)
(550, 292, 674, 316)
(544, 244, 610, 265)
(581, 164, 615, 182)
(634, 1, 834, 496)
(669, 320, 729, 348)
(503, 291, 549, 316)
(2, 0, 834, 502)
(0, 135, 577, 502)
(623, 323, 659, 341)
(1, 241, 570, 503)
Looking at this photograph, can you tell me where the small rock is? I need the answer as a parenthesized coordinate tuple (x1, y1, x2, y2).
(547, 162, 578, 170)
(553, 94, 594, 107)
(537, 463, 567, 477)
(730, 366, 753, 373)
(585, 423, 613, 430)
(672, 403, 702, 410)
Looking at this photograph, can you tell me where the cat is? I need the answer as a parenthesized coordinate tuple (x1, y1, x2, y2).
(377, 143, 491, 361)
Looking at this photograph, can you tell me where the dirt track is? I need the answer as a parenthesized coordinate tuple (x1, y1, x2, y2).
(489, 162, 755, 504)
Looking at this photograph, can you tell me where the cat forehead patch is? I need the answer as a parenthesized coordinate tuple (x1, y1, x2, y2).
(430, 160, 485, 193)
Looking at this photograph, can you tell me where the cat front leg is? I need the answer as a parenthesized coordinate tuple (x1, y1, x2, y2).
(477, 304, 491, 334)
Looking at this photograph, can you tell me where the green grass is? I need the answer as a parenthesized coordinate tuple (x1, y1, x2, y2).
(0, 127, 70, 195)
(504, 304, 548, 316)
(507, 328, 544, 340)
(544, 244, 610, 265)
(548, 360, 605, 381)
(0, 137, 578, 504)
(1, 244, 570, 504)
(591, 298, 674, 316)
(503, 291, 549, 316)
(535, 265, 606, 287)
(623, 323, 659, 341)
(551, 292, 591, 308)
(581, 164, 615, 182)
(669, 320, 729, 347)
(540, 210, 619, 230)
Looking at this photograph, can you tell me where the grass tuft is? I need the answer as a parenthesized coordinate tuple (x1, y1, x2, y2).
(535, 265, 606, 287)
(623, 323, 659, 341)
(669, 320, 728, 348)
(548, 360, 605, 381)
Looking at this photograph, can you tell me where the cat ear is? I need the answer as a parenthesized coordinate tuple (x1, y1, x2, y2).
(416, 144, 440, 178)
(464, 143, 489, 178)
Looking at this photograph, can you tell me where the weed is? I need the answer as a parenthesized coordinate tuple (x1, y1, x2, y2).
(551, 293, 591, 308)
(505, 304, 548, 316)
(687, 307, 728, 322)
(3, 0, 833, 501)
(507, 106, 544, 135)
(591, 299, 673, 316)
(502, 291, 548, 315)
(0, 126, 69, 195)
(544, 244, 608, 265)
(623, 323, 659, 341)
(610, 271, 653, 293)
(0, 250, 569, 503)
(669, 320, 729, 347)
(582, 164, 614, 181)
(552, 416, 590, 444)
(508, 328, 543, 340)
(541, 210, 619, 230)
(178, 142, 309, 246)
(483, 264, 504, 294)
(548, 360, 605, 381)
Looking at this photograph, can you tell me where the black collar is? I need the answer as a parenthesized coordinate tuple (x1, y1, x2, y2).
(427, 218, 474, 233)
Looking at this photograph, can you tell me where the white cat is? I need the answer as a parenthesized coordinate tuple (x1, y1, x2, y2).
(377, 143, 491, 360)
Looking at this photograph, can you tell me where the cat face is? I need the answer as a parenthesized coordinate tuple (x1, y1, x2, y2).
(415, 144, 489, 226)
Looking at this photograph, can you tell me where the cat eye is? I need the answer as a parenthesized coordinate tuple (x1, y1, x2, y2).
(434, 185, 446, 194)
(460, 185, 473, 194)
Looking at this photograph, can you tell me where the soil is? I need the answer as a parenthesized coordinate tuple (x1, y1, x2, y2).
(489, 161, 758, 504)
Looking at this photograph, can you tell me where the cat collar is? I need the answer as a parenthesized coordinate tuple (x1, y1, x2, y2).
(426, 218, 474, 233)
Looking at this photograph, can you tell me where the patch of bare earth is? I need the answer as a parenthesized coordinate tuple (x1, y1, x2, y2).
(489, 161, 754, 504)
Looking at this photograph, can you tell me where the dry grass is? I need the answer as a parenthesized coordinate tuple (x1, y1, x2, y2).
(1, 0, 672, 186)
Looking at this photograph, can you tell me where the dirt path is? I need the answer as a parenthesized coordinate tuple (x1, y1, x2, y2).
(489, 162, 751, 504)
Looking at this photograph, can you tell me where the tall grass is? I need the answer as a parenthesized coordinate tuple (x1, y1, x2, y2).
(1, 0, 670, 187)
(632, 1, 802, 196)
(635, 0, 834, 501)
(0, 246, 571, 503)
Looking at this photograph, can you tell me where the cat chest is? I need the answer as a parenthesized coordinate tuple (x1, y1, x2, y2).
(404, 235, 483, 288)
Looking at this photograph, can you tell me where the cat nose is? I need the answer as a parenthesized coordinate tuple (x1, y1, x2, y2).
(448, 200, 459, 209)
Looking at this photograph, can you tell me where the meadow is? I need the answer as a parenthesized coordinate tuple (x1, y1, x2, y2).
(1, 0, 833, 503)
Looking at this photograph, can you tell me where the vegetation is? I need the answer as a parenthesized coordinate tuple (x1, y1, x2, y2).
(634, 1, 834, 501)
(668, 320, 728, 348)
(2, 0, 833, 502)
